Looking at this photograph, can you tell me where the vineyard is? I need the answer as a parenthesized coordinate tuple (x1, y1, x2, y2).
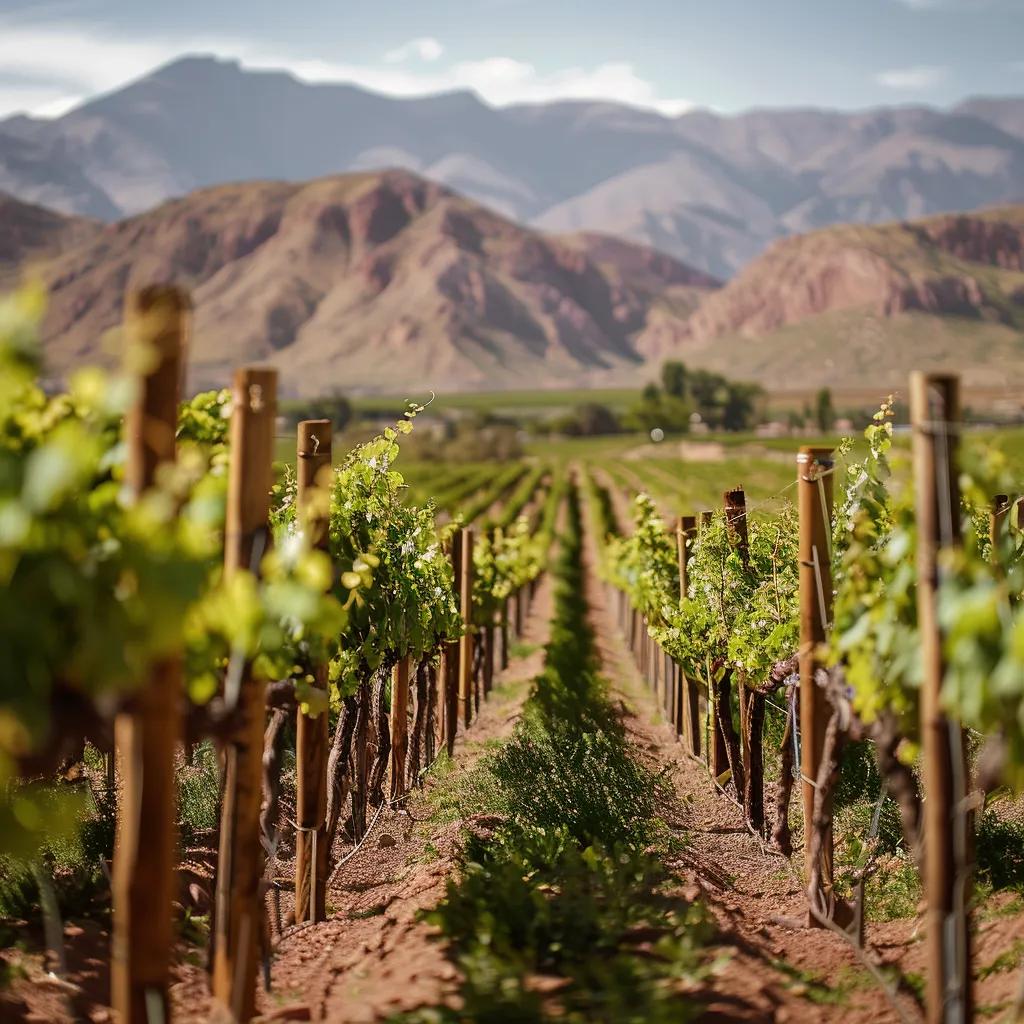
(2, 283, 1024, 1024)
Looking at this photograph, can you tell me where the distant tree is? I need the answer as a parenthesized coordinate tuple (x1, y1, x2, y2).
(721, 383, 763, 432)
(661, 361, 689, 399)
(687, 370, 725, 415)
(283, 390, 353, 430)
(573, 403, 618, 436)
(559, 403, 621, 436)
(815, 387, 835, 433)
(642, 382, 661, 404)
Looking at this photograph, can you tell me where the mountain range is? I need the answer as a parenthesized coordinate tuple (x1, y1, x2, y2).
(4, 168, 1023, 395)
(2, 56, 1024, 279)
(0, 171, 716, 394)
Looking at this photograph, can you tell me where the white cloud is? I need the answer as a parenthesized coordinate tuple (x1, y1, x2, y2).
(874, 65, 947, 89)
(0, 83, 84, 119)
(0, 23, 693, 120)
(0, 27, 180, 96)
(384, 37, 444, 64)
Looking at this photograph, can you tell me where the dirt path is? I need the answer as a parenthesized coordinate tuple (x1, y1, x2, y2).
(577, 485, 1024, 1024)
(238, 572, 554, 1023)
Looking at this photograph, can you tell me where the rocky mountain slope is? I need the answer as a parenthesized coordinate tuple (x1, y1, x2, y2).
(0, 192, 98, 287)
(681, 208, 1024, 389)
(2, 56, 1023, 278)
(7, 172, 1024, 394)
(12, 170, 716, 394)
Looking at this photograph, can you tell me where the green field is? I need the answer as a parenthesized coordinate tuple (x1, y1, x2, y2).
(350, 387, 640, 419)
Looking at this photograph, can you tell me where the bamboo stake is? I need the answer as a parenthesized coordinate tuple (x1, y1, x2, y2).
(390, 658, 411, 800)
(294, 419, 332, 924)
(212, 366, 277, 1024)
(797, 446, 835, 918)
(458, 528, 475, 729)
(111, 285, 188, 1024)
(910, 373, 971, 1024)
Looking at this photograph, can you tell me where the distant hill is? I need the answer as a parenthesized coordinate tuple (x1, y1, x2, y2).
(681, 208, 1024, 390)
(8, 173, 1024, 395)
(11, 170, 716, 395)
(2, 56, 1023, 277)
(0, 191, 98, 287)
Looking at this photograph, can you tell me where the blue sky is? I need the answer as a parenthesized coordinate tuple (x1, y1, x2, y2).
(0, 0, 1021, 119)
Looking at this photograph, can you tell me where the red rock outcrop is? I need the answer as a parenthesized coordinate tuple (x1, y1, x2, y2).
(7, 170, 716, 393)
(687, 209, 1024, 344)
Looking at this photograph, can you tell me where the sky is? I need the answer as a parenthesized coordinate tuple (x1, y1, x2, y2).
(0, 0, 1022, 120)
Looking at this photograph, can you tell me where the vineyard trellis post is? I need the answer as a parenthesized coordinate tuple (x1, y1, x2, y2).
(111, 286, 188, 1024)
(500, 597, 510, 670)
(910, 372, 972, 1024)
(727, 488, 764, 830)
(711, 491, 745, 789)
(212, 366, 278, 1023)
(294, 418, 332, 924)
(442, 538, 461, 754)
(676, 515, 700, 757)
(390, 657, 411, 800)
(797, 446, 835, 918)
(990, 493, 1011, 555)
(458, 527, 475, 729)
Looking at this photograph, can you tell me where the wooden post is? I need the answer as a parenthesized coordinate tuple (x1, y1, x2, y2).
(676, 515, 699, 755)
(390, 658, 411, 800)
(111, 286, 188, 1024)
(294, 419, 332, 924)
(797, 447, 835, 912)
(724, 488, 749, 564)
(458, 528, 475, 729)
(212, 367, 278, 1024)
(712, 491, 747, 794)
(442, 539, 461, 755)
(990, 493, 1010, 556)
(484, 619, 495, 696)
(910, 373, 971, 1024)
(707, 508, 728, 775)
(500, 598, 510, 670)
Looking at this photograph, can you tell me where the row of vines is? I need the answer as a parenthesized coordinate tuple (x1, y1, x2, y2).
(0, 285, 558, 1022)
(594, 388, 1024, 1023)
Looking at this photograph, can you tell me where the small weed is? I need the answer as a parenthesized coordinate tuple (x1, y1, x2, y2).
(509, 641, 539, 659)
(977, 938, 1024, 980)
(178, 742, 221, 842)
(179, 909, 209, 947)
(977, 1001, 1011, 1018)
(902, 971, 926, 1003)
(975, 811, 1024, 891)
(350, 904, 387, 920)
(769, 960, 869, 1006)
(861, 856, 921, 922)
(0, 957, 28, 988)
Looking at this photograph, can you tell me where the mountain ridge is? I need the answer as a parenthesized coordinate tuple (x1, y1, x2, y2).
(2, 56, 1023, 278)
(3, 169, 716, 395)
(6, 173, 1024, 395)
